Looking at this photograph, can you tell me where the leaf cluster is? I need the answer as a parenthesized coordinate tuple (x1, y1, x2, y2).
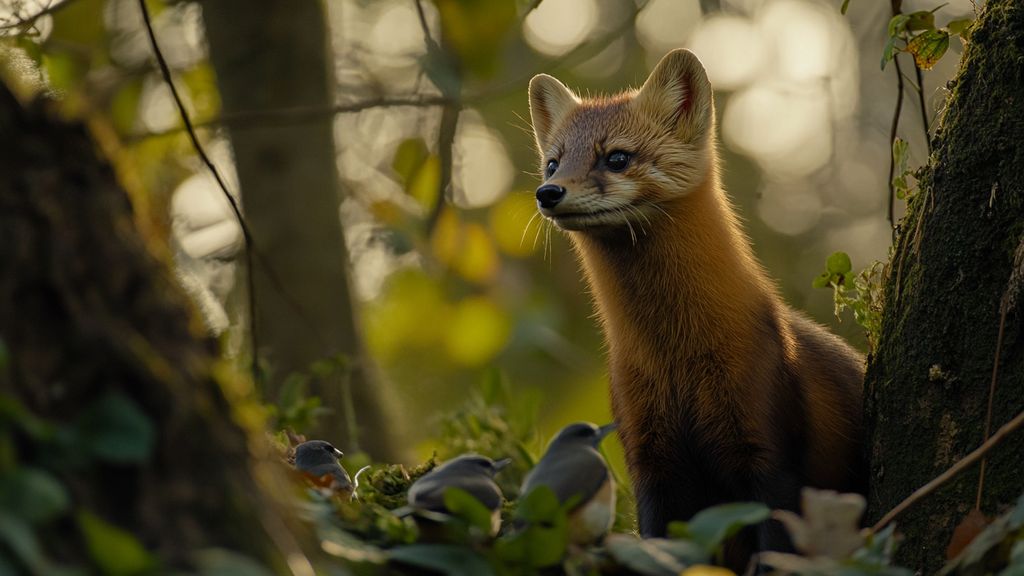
(881, 6, 973, 71)
(813, 253, 885, 352)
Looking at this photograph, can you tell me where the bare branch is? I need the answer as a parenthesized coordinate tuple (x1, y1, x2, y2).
(0, 0, 78, 33)
(127, 95, 452, 141)
(871, 406, 1024, 533)
(913, 62, 932, 155)
(413, 0, 436, 51)
(137, 0, 262, 383)
(888, 53, 905, 236)
(425, 103, 460, 236)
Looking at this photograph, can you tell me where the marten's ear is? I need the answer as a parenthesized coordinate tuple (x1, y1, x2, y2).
(633, 49, 713, 143)
(529, 74, 579, 153)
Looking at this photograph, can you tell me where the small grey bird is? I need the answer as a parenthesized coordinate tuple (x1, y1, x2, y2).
(521, 422, 617, 544)
(293, 440, 353, 499)
(406, 454, 512, 535)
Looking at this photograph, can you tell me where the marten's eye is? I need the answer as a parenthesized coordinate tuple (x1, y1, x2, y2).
(545, 159, 558, 179)
(605, 151, 630, 172)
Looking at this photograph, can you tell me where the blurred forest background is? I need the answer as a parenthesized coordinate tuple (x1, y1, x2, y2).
(0, 0, 975, 469)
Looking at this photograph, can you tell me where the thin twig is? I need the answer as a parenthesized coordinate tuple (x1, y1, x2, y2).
(888, 53, 905, 236)
(138, 0, 332, 372)
(871, 407, 1024, 533)
(413, 0, 435, 49)
(0, 0, 79, 32)
(137, 0, 261, 384)
(126, 95, 452, 141)
(425, 103, 460, 235)
(128, 0, 651, 143)
(913, 63, 931, 155)
(975, 302, 1006, 510)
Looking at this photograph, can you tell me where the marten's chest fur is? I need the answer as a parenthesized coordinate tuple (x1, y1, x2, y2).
(571, 182, 865, 540)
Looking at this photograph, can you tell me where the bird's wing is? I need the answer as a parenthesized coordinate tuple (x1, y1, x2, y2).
(409, 475, 502, 512)
(304, 463, 352, 489)
(522, 449, 609, 509)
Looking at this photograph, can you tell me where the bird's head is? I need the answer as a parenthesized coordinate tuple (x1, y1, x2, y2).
(550, 422, 618, 448)
(294, 440, 344, 468)
(441, 454, 513, 478)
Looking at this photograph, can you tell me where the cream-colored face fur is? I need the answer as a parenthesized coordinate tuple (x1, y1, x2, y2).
(528, 49, 714, 232)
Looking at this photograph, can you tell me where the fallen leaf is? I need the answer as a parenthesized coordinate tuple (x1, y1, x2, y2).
(945, 508, 991, 560)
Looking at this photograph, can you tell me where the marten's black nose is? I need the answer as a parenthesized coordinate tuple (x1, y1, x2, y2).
(536, 184, 567, 209)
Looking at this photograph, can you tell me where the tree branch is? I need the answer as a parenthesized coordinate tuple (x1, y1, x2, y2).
(913, 62, 932, 155)
(888, 53, 905, 235)
(871, 406, 1024, 533)
(137, 0, 261, 385)
(139, 0, 331, 383)
(0, 0, 79, 33)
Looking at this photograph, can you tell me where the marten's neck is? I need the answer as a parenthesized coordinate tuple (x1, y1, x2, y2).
(570, 175, 777, 374)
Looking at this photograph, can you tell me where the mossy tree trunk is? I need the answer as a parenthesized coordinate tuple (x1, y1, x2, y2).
(0, 84, 310, 571)
(864, 1, 1024, 572)
(198, 1, 398, 459)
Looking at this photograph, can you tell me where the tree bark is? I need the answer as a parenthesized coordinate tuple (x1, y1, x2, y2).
(0, 84, 309, 570)
(198, 0, 398, 459)
(864, 1, 1024, 572)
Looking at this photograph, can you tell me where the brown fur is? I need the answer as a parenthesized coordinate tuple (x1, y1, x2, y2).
(528, 50, 866, 565)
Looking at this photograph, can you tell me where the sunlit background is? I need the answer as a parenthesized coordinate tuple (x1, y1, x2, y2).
(1, 0, 975, 464)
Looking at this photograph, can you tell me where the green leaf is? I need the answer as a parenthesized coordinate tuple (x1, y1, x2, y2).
(77, 511, 155, 576)
(515, 484, 561, 523)
(947, 18, 973, 37)
(670, 502, 770, 553)
(905, 10, 935, 31)
(192, 549, 275, 576)
(881, 36, 898, 70)
(0, 468, 69, 524)
(892, 137, 912, 200)
(887, 14, 910, 37)
(827, 252, 853, 276)
(498, 486, 569, 567)
(436, 0, 517, 80)
(76, 393, 155, 464)
(443, 486, 496, 534)
(389, 544, 495, 576)
(0, 513, 46, 573)
(906, 29, 950, 70)
(812, 272, 832, 289)
(392, 138, 430, 185)
(840, 0, 851, 15)
(318, 525, 388, 564)
(605, 534, 686, 576)
(110, 80, 142, 135)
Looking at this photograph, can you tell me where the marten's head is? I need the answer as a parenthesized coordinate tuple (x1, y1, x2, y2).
(528, 49, 715, 232)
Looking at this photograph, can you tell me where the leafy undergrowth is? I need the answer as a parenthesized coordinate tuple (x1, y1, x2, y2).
(296, 459, 1024, 576)
(2, 360, 1023, 576)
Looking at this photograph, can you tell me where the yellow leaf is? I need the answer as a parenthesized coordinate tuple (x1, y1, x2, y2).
(906, 30, 949, 70)
(444, 297, 511, 365)
(365, 270, 450, 360)
(407, 154, 441, 210)
(454, 223, 499, 283)
(489, 192, 540, 258)
(431, 208, 461, 266)
(431, 214, 500, 283)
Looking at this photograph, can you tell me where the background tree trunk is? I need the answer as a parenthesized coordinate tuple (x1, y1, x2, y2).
(198, 1, 398, 459)
(0, 84, 310, 570)
(864, 0, 1024, 571)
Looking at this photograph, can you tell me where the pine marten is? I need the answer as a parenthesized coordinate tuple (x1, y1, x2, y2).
(527, 49, 866, 564)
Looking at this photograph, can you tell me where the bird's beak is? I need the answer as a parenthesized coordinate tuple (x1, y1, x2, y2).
(493, 457, 513, 473)
(596, 422, 618, 442)
(334, 448, 344, 458)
